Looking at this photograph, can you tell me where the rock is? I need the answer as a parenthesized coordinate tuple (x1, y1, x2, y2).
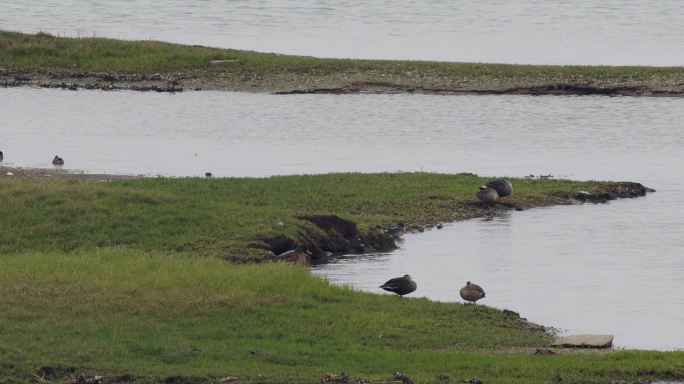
(551, 334, 613, 348)
(534, 348, 556, 355)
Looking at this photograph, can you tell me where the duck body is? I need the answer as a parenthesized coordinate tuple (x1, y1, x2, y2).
(52, 155, 64, 165)
(379, 274, 417, 296)
(476, 186, 499, 205)
(460, 281, 486, 303)
(486, 178, 513, 197)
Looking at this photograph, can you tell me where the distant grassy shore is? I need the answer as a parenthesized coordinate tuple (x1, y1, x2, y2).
(1, 169, 681, 383)
(1, 30, 683, 95)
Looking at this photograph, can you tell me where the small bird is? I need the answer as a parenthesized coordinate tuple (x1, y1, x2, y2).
(205, 172, 213, 178)
(379, 274, 417, 297)
(275, 244, 313, 265)
(460, 281, 486, 303)
(0, 150, 3, 161)
(476, 186, 499, 205)
(386, 223, 406, 238)
(486, 178, 513, 197)
(52, 155, 64, 165)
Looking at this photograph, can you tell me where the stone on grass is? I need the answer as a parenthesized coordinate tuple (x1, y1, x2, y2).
(551, 334, 613, 348)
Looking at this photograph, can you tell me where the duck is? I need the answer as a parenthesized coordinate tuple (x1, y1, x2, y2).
(460, 281, 486, 303)
(486, 178, 513, 197)
(476, 186, 499, 205)
(205, 172, 213, 178)
(379, 274, 417, 297)
(0, 150, 3, 161)
(52, 155, 64, 165)
(275, 244, 313, 265)
(386, 223, 406, 238)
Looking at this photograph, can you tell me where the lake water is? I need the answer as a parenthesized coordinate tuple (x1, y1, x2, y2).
(1, 0, 683, 66)
(1, 87, 684, 350)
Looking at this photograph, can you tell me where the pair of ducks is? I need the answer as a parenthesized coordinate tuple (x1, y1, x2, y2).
(476, 178, 513, 205)
(379, 275, 486, 303)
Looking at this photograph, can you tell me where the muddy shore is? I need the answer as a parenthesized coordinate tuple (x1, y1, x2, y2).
(2, 69, 683, 97)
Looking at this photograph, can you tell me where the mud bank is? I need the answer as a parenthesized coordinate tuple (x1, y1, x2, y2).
(2, 70, 683, 97)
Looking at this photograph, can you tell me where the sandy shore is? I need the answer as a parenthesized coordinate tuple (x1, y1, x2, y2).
(0, 165, 136, 181)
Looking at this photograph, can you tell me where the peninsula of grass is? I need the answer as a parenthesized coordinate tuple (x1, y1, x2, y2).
(1, 171, 682, 383)
(2, 30, 683, 95)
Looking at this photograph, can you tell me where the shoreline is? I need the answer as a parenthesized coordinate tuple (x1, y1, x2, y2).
(2, 31, 684, 97)
(3, 69, 683, 97)
(1, 165, 653, 260)
(2, 168, 679, 384)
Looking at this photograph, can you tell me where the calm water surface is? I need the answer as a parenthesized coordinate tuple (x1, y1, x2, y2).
(1, 88, 684, 350)
(1, 0, 683, 65)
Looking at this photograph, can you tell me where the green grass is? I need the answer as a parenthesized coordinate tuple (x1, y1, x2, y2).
(1, 173, 611, 259)
(1, 173, 682, 382)
(1, 250, 683, 384)
(2, 30, 683, 90)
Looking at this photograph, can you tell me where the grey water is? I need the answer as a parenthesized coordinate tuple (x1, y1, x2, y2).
(2, 88, 684, 350)
(1, 0, 683, 66)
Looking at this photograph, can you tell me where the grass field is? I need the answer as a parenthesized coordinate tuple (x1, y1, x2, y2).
(0, 173, 613, 260)
(1, 173, 682, 383)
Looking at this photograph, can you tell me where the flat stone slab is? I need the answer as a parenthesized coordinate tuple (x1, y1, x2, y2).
(551, 334, 614, 348)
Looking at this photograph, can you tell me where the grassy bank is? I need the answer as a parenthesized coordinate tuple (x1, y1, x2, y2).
(1, 172, 619, 260)
(2, 250, 683, 384)
(2, 31, 683, 95)
(1, 172, 682, 383)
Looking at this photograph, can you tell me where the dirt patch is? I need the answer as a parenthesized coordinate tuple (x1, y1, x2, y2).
(258, 215, 399, 261)
(1, 166, 136, 181)
(561, 182, 652, 203)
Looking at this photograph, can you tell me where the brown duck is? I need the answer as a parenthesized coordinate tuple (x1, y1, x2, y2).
(476, 186, 499, 205)
(379, 274, 417, 297)
(486, 178, 513, 197)
(460, 281, 486, 303)
(52, 155, 64, 165)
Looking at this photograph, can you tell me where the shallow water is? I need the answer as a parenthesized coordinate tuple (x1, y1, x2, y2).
(2, 88, 684, 350)
(1, 0, 683, 65)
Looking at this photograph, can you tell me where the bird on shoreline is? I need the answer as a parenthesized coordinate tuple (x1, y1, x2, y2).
(379, 274, 417, 297)
(476, 186, 499, 205)
(275, 244, 313, 265)
(0, 150, 3, 162)
(52, 155, 64, 165)
(486, 178, 513, 197)
(386, 223, 406, 238)
(460, 281, 486, 303)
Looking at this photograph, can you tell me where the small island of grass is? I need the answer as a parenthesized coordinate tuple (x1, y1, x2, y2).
(1, 30, 683, 96)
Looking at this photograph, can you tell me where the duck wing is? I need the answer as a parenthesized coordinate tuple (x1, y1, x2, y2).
(380, 276, 407, 289)
(470, 283, 486, 296)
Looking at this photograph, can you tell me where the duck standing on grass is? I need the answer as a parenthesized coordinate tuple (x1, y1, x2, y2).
(379, 274, 417, 297)
(52, 155, 64, 165)
(460, 281, 486, 303)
